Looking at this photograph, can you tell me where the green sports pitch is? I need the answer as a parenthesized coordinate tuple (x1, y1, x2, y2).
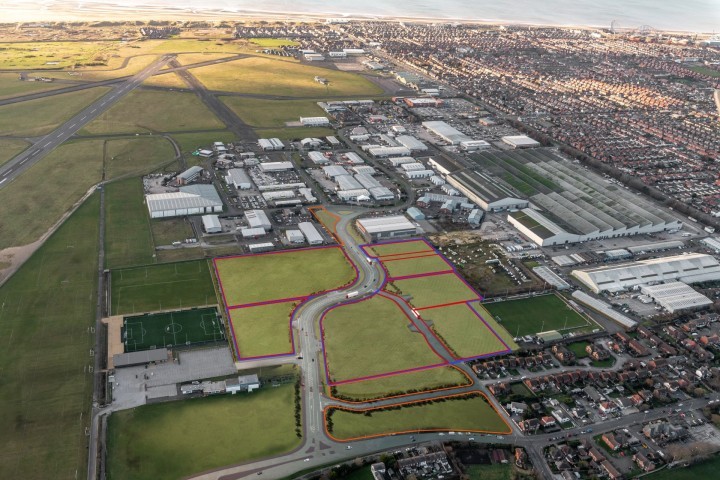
(122, 307, 225, 352)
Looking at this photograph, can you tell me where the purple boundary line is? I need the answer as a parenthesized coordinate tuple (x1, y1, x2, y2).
(227, 295, 308, 310)
(228, 298, 299, 361)
(467, 301, 514, 352)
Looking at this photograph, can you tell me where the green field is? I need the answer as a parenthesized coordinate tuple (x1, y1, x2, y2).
(150, 217, 195, 246)
(104, 178, 155, 268)
(0, 195, 99, 480)
(323, 295, 443, 382)
(83, 90, 224, 135)
(0, 138, 29, 167)
(421, 303, 510, 358)
(382, 254, 453, 278)
(221, 97, 327, 127)
(391, 273, 480, 309)
(249, 38, 300, 48)
(468, 464, 513, 480)
(644, 455, 720, 480)
(0, 86, 109, 136)
(228, 301, 297, 358)
(333, 366, 471, 401)
(368, 240, 433, 257)
(567, 341, 590, 359)
(107, 384, 301, 480)
(468, 302, 520, 350)
(192, 56, 384, 97)
(0, 73, 66, 99)
(254, 126, 335, 141)
(111, 260, 217, 314)
(123, 307, 224, 352)
(215, 247, 356, 306)
(0, 40, 120, 69)
(483, 294, 592, 337)
(327, 393, 511, 440)
(104, 136, 177, 178)
(142, 71, 188, 89)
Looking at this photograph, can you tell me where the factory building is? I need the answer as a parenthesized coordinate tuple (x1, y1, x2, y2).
(286, 230, 305, 244)
(355, 173, 381, 190)
(404, 169, 435, 179)
(336, 174, 363, 191)
(404, 98, 442, 108)
(304, 53, 325, 61)
(260, 161, 294, 172)
(352, 166, 376, 175)
(341, 152, 365, 164)
(428, 156, 461, 176)
(240, 227, 267, 238)
(300, 116, 330, 127)
(368, 146, 412, 158)
(323, 165, 348, 179)
(640, 281, 712, 313)
(342, 48, 365, 56)
(447, 170, 528, 211)
(298, 222, 324, 245)
(501, 135, 541, 149)
(401, 162, 426, 172)
(338, 189, 371, 201)
(396, 135, 428, 152)
(571, 253, 720, 294)
(328, 51, 347, 58)
(356, 215, 420, 242)
(459, 140, 491, 151)
(301, 138, 323, 149)
(176, 166, 204, 185)
(406, 207, 425, 221)
(146, 185, 223, 218)
(369, 187, 395, 201)
(422, 121, 471, 145)
(389, 156, 417, 167)
(325, 136, 340, 147)
(248, 242, 274, 253)
(258, 138, 284, 151)
(245, 209, 272, 231)
(226, 168, 252, 190)
(468, 209, 484, 225)
(202, 215, 222, 234)
(308, 151, 330, 165)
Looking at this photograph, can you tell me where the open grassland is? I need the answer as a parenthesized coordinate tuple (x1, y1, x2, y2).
(142, 71, 188, 89)
(229, 301, 297, 358)
(468, 464, 513, 480)
(382, 254, 453, 279)
(221, 97, 327, 127)
(0, 86, 109, 136)
(105, 136, 177, 178)
(176, 52, 241, 66)
(215, 247, 355, 306)
(249, 38, 300, 48)
(150, 217, 195, 246)
(326, 393, 511, 440)
(0, 40, 122, 69)
(0, 72, 66, 99)
(309, 207, 340, 239)
(322, 295, 443, 382)
(0, 138, 29, 167)
(367, 240, 432, 257)
(0, 139, 103, 250)
(643, 455, 720, 480)
(332, 366, 471, 402)
(104, 178, 155, 269)
(421, 303, 509, 359)
(254, 126, 335, 141)
(146, 39, 248, 55)
(391, 273, 480, 309)
(83, 90, 224, 135)
(107, 384, 300, 480)
(192, 56, 384, 97)
(0, 195, 99, 480)
(483, 294, 592, 337)
(111, 260, 216, 315)
(468, 302, 520, 350)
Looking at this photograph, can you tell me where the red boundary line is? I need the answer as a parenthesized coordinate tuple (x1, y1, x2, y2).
(389, 269, 456, 282)
(415, 299, 476, 311)
(379, 252, 443, 262)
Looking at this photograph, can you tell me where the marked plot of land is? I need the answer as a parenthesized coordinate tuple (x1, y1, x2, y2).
(382, 255, 453, 279)
(214, 247, 356, 307)
(420, 303, 510, 359)
(391, 273, 480, 309)
(122, 307, 224, 352)
(322, 295, 445, 383)
(366, 240, 433, 258)
(228, 301, 297, 359)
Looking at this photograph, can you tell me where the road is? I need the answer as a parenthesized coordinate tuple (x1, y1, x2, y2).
(0, 54, 174, 190)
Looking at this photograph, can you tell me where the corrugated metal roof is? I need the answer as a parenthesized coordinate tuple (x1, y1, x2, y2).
(146, 185, 222, 213)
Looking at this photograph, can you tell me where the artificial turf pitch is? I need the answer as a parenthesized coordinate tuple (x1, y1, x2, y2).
(122, 307, 224, 352)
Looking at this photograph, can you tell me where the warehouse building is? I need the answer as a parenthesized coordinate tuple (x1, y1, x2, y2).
(460, 139, 491, 151)
(352, 166, 376, 175)
(368, 146, 412, 158)
(404, 169, 434, 179)
(226, 168, 252, 190)
(240, 227, 267, 238)
(428, 156, 461, 176)
(304, 53, 325, 61)
(301, 138, 323, 149)
(369, 186, 395, 201)
(341, 152, 365, 164)
(308, 151, 330, 165)
(258, 138, 284, 151)
(286, 230, 305, 244)
(300, 116, 330, 127)
(146, 185, 223, 218)
(396, 135, 428, 152)
(326, 136, 340, 147)
(401, 162, 426, 172)
(323, 165, 348, 179)
(390, 156, 417, 167)
(356, 215, 420, 242)
(640, 281, 712, 313)
(176, 166, 204, 185)
(447, 170, 528, 212)
(336, 174, 364, 191)
(407, 207, 425, 221)
(202, 215, 222, 234)
(260, 161, 294, 172)
(338, 189, 371, 201)
(571, 253, 720, 294)
(355, 173, 381, 190)
(245, 209, 272, 231)
(501, 135, 541, 149)
(298, 222, 324, 245)
(422, 121, 471, 145)
(248, 242, 274, 253)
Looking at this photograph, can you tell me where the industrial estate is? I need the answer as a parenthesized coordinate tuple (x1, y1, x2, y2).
(0, 13, 720, 480)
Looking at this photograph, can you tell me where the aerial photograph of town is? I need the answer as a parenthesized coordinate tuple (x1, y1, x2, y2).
(0, 1, 719, 479)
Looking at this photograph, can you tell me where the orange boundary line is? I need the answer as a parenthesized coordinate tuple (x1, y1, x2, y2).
(308, 206, 343, 245)
(323, 391, 513, 442)
(327, 365, 473, 404)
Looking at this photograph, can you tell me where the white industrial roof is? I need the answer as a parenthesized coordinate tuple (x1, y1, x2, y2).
(501, 135, 541, 148)
(396, 135, 428, 151)
(422, 121, 471, 144)
(355, 173, 381, 189)
(202, 214, 222, 231)
(227, 168, 252, 186)
(640, 281, 712, 313)
(367, 146, 411, 157)
(260, 161, 293, 172)
(357, 215, 417, 234)
(308, 151, 329, 164)
(178, 165, 203, 181)
(336, 174, 363, 191)
(298, 222, 323, 243)
(146, 185, 222, 213)
(240, 227, 267, 238)
(369, 186, 394, 200)
(571, 291, 637, 328)
(323, 165, 348, 178)
(342, 152, 365, 164)
(245, 209, 271, 229)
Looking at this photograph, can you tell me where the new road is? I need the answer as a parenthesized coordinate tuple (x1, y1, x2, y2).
(0, 54, 175, 190)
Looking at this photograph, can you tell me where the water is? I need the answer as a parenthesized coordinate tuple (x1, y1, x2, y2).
(2, 0, 720, 33)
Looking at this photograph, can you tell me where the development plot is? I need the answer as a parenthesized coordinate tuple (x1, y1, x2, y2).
(321, 295, 445, 384)
(214, 246, 356, 307)
(221, 97, 327, 128)
(365, 239, 434, 258)
(325, 392, 511, 441)
(483, 293, 594, 337)
(104, 177, 155, 269)
(419, 303, 512, 359)
(391, 273, 480, 309)
(111, 260, 216, 315)
(228, 301, 297, 359)
(107, 384, 301, 480)
(122, 307, 224, 352)
(382, 254, 454, 279)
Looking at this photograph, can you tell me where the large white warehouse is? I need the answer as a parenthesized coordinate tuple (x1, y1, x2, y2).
(571, 253, 720, 293)
(356, 215, 419, 242)
(146, 185, 223, 218)
(422, 121, 471, 145)
(226, 168, 252, 189)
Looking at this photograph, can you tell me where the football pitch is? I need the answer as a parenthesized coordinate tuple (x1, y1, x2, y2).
(122, 307, 225, 352)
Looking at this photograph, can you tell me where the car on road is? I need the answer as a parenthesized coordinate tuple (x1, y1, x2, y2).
(304, 458, 310, 462)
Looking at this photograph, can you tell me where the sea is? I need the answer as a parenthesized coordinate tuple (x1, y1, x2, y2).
(1, 0, 719, 33)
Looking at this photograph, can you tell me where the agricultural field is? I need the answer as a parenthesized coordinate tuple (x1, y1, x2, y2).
(420, 303, 511, 359)
(366, 239, 433, 257)
(0, 86, 109, 136)
(228, 301, 298, 359)
(0, 138, 29, 167)
(322, 295, 444, 383)
(221, 97, 327, 128)
(331, 366, 471, 402)
(191, 56, 384, 97)
(391, 273, 480, 309)
(104, 178, 155, 269)
(0, 72, 66, 99)
(83, 90, 224, 135)
(326, 393, 511, 440)
(0, 195, 99, 480)
(214, 247, 356, 307)
(381, 254, 454, 279)
(483, 294, 595, 337)
(111, 260, 217, 315)
(122, 307, 225, 352)
(106, 384, 300, 480)
(104, 136, 177, 179)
